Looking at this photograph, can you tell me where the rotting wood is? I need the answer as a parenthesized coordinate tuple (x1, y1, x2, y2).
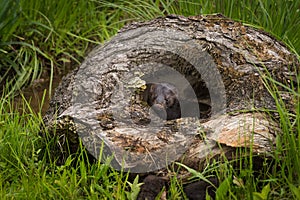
(43, 14, 299, 174)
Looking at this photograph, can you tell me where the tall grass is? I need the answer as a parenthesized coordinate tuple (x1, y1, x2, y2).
(1, 0, 299, 95)
(0, 0, 125, 96)
(1, 0, 300, 199)
(265, 65, 300, 199)
(0, 94, 134, 199)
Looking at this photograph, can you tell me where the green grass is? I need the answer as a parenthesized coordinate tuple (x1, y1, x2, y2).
(1, 0, 300, 94)
(0, 0, 300, 199)
(0, 96, 132, 199)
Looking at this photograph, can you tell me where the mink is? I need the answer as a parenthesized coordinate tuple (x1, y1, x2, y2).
(144, 83, 181, 120)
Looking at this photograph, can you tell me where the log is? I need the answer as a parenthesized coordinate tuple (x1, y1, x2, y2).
(43, 14, 299, 174)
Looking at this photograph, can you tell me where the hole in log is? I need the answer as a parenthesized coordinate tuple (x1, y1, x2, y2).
(133, 51, 212, 120)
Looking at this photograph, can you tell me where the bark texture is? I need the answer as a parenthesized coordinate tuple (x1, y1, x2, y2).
(43, 14, 298, 174)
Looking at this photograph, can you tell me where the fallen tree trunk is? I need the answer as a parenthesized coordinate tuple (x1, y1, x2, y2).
(43, 14, 298, 174)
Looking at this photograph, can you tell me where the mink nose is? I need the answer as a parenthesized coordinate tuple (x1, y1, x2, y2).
(152, 103, 165, 110)
(151, 104, 167, 120)
(153, 96, 167, 108)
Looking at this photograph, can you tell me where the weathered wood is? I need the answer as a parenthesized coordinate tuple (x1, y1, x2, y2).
(43, 14, 298, 173)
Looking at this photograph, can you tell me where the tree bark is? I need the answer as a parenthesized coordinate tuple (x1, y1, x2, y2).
(43, 14, 299, 173)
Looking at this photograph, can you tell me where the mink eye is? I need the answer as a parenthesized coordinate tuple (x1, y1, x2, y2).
(151, 96, 156, 102)
(166, 97, 173, 106)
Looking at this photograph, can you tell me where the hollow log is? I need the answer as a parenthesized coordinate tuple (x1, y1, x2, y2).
(43, 14, 299, 174)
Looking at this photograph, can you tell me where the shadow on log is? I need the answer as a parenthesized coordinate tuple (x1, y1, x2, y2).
(43, 14, 299, 198)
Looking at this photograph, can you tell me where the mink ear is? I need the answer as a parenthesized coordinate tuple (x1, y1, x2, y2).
(143, 84, 154, 104)
(149, 84, 155, 93)
(150, 84, 155, 92)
